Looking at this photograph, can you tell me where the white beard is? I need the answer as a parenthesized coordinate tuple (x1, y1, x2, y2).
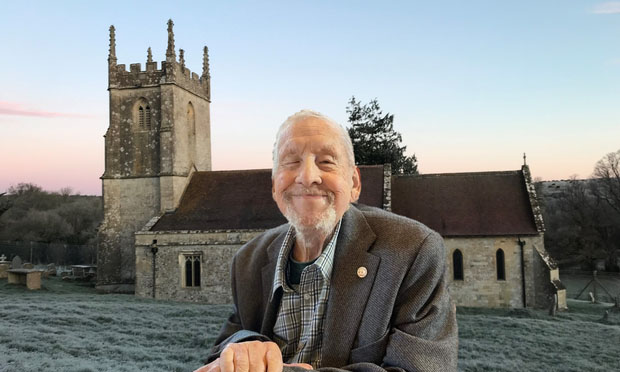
(282, 188, 339, 247)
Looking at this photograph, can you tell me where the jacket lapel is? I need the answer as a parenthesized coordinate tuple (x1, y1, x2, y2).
(321, 206, 379, 367)
(260, 228, 287, 338)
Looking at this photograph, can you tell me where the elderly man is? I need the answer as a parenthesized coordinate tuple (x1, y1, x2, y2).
(197, 110, 458, 372)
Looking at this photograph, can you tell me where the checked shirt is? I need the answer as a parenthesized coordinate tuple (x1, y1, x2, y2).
(271, 220, 341, 368)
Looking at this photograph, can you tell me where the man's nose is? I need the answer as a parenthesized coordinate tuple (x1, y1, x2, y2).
(296, 158, 322, 187)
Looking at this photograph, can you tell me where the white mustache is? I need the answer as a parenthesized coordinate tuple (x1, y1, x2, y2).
(284, 187, 334, 200)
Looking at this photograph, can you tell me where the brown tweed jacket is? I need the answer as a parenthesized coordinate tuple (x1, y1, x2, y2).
(208, 205, 458, 372)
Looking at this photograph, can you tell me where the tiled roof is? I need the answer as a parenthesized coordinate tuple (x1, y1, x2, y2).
(151, 165, 385, 231)
(391, 171, 539, 236)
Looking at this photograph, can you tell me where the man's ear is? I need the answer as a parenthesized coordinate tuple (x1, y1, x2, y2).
(350, 167, 362, 203)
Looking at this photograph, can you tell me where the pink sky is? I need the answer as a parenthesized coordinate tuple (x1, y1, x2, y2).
(1, 98, 615, 196)
(1, 97, 615, 196)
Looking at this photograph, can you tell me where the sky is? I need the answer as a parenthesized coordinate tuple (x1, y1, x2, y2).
(1, 1, 619, 195)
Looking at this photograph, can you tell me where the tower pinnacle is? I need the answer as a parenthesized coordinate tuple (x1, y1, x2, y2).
(202, 46, 210, 78)
(108, 25, 117, 65)
(147, 47, 153, 63)
(166, 19, 176, 62)
(179, 49, 185, 70)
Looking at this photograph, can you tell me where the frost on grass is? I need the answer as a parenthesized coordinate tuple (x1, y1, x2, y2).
(457, 301, 620, 372)
(1, 277, 620, 371)
(0, 278, 230, 371)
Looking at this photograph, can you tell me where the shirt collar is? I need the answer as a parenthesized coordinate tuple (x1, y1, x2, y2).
(271, 219, 342, 297)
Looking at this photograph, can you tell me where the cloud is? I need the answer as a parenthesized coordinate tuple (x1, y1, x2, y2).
(591, 2, 620, 14)
(0, 101, 93, 119)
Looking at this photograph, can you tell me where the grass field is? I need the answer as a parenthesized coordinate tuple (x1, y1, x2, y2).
(1, 277, 619, 372)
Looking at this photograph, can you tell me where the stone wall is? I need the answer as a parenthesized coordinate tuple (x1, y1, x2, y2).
(104, 87, 162, 177)
(133, 229, 559, 307)
(170, 84, 212, 175)
(135, 229, 264, 303)
(446, 236, 527, 307)
(445, 234, 557, 308)
(97, 178, 161, 291)
(530, 236, 559, 308)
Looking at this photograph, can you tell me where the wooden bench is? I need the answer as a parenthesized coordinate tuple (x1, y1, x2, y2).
(7, 269, 44, 290)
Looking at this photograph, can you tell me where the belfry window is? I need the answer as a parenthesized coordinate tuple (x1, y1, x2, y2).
(453, 249, 464, 281)
(134, 99, 151, 131)
(496, 249, 506, 280)
(182, 254, 201, 287)
(145, 106, 151, 130)
(138, 106, 145, 128)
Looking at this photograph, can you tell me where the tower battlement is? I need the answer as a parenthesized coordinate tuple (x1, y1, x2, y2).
(110, 61, 209, 100)
(108, 20, 211, 101)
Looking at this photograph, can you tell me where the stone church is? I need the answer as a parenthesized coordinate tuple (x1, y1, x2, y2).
(97, 21, 566, 309)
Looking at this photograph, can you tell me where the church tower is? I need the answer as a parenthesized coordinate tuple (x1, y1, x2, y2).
(97, 20, 212, 292)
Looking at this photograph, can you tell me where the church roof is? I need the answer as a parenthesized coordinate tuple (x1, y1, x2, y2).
(150, 165, 386, 231)
(391, 170, 539, 236)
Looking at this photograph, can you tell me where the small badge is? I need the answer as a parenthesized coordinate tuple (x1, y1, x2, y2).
(357, 266, 367, 278)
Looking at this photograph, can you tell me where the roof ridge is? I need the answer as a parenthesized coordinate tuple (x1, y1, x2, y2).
(395, 170, 522, 178)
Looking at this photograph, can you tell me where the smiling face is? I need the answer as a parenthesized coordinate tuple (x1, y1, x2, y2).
(272, 116, 361, 234)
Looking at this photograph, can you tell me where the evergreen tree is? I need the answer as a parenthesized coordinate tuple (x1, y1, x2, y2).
(346, 96, 418, 175)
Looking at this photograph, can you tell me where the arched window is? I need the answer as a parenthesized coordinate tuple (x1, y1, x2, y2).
(453, 249, 464, 281)
(145, 106, 151, 130)
(183, 254, 201, 287)
(496, 249, 506, 280)
(138, 106, 145, 128)
(134, 98, 150, 131)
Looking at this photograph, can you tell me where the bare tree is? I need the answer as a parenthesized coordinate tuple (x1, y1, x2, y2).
(592, 149, 620, 215)
(60, 187, 74, 198)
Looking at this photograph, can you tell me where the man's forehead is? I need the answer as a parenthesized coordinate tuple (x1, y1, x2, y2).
(279, 138, 340, 155)
(279, 118, 343, 150)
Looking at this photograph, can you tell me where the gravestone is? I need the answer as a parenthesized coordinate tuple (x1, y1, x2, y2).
(0, 254, 8, 278)
(23, 263, 34, 269)
(11, 256, 23, 269)
(0, 262, 8, 279)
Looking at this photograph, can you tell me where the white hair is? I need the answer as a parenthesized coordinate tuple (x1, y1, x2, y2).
(272, 109, 355, 176)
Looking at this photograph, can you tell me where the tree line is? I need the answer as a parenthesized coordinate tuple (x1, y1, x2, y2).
(538, 150, 620, 271)
(0, 183, 102, 247)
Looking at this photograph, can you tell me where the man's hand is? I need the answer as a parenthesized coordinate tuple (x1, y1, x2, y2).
(194, 358, 222, 372)
(284, 363, 313, 370)
(194, 341, 284, 372)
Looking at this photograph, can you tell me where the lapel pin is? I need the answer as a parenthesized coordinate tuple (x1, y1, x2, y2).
(357, 266, 367, 278)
